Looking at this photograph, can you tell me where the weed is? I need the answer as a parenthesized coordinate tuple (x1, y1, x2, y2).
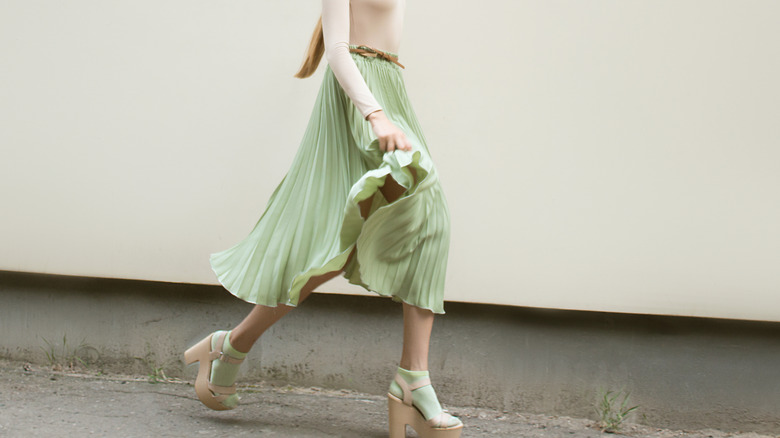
(134, 345, 174, 384)
(38, 333, 97, 371)
(595, 387, 639, 433)
(146, 362, 168, 384)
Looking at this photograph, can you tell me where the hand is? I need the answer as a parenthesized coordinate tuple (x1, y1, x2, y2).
(367, 110, 412, 152)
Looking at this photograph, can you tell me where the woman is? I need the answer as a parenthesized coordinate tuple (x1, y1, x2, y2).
(184, 0, 462, 436)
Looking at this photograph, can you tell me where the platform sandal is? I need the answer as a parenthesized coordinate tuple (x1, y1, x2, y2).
(387, 372, 464, 438)
(183, 331, 245, 410)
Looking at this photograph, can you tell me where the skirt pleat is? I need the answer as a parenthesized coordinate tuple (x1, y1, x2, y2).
(209, 46, 452, 314)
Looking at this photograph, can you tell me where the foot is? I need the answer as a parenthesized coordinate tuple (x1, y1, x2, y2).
(208, 330, 248, 408)
(388, 366, 462, 428)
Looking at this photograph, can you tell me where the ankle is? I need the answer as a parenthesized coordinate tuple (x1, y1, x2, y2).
(389, 366, 447, 422)
(398, 360, 428, 371)
(223, 331, 249, 357)
(398, 366, 429, 379)
(226, 329, 253, 354)
(208, 330, 247, 408)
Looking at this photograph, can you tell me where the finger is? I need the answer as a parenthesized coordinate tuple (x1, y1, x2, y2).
(403, 135, 412, 151)
(379, 137, 387, 152)
(387, 138, 396, 152)
(396, 136, 405, 151)
(396, 135, 407, 151)
(404, 137, 412, 151)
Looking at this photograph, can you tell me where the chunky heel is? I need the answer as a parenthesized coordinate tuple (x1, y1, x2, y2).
(388, 393, 411, 438)
(386, 373, 463, 438)
(183, 331, 246, 411)
(183, 335, 210, 365)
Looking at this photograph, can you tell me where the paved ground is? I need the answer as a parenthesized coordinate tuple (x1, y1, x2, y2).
(0, 359, 775, 438)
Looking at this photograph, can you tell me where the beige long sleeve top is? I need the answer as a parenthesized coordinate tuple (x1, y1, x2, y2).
(321, 0, 405, 119)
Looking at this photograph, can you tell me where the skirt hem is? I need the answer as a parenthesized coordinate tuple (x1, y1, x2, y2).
(210, 147, 446, 315)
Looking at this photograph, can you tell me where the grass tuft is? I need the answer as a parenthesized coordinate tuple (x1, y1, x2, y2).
(38, 333, 97, 371)
(594, 387, 639, 433)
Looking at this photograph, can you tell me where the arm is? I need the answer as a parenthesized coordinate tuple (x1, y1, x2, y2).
(321, 0, 383, 120)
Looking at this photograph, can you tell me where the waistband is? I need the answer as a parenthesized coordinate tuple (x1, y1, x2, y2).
(348, 44, 405, 69)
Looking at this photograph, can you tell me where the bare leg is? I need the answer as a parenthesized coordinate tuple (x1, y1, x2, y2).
(379, 169, 460, 427)
(393, 290, 461, 430)
(399, 303, 434, 370)
(229, 185, 378, 353)
(229, 267, 345, 352)
(196, 247, 361, 410)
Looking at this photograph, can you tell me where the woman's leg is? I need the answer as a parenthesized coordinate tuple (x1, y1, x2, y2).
(367, 168, 437, 370)
(229, 186, 376, 353)
(363, 168, 436, 371)
(399, 302, 434, 370)
(378, 170, 461, 428)
(229, 249, 357, 352)
(196, 241, 360, 410)
(194, 171, 415, 410)
(393, 302, 461, 428)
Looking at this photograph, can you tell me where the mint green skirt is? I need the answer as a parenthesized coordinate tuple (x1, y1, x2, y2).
(209, 45, 451, 314)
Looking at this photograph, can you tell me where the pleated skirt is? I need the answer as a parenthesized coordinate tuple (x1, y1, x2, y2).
(209, 44, 451, 314)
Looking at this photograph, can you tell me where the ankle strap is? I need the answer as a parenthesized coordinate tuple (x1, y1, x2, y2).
(208, 332, 245, 365)
(394, 373, 432, 406)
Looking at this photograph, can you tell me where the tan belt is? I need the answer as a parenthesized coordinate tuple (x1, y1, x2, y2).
(349, 45, 405, 69)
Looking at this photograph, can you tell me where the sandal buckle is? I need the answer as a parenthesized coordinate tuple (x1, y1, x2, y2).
(218, 351, 242, 364)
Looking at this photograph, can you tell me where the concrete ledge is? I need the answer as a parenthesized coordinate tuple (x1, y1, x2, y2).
(1, 270, 779, 434)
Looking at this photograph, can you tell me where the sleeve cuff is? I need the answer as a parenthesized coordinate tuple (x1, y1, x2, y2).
(363, 107, 383, 120)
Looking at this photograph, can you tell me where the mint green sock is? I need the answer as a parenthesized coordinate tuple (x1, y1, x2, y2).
(209, 330, 247, 408)
(389, 366, 460, 427)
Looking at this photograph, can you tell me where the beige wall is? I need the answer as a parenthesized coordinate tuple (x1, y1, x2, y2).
(1, 1, 778, 321)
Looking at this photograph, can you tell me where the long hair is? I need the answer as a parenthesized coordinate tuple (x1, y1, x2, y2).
(294, 16, 324, 79)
